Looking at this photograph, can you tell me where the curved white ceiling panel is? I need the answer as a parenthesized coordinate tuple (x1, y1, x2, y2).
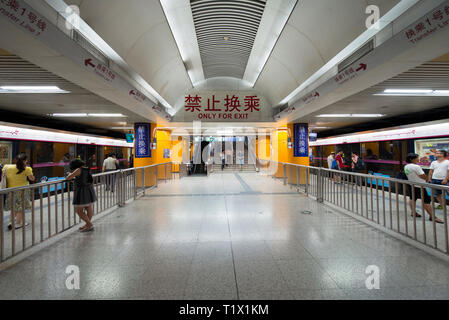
(254, 0, 400, 106)
(191, 0, 267, 79)
(64, 0, 192, 107)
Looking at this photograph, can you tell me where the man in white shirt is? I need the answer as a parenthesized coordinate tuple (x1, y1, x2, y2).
(427, 150, 449, 209)
(405, 153, 443, 223)
(327, 152, 335, 169)
(103, 153, 119, 192)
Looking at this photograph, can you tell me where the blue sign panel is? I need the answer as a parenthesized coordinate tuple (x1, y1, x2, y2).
(293, 123, 308, 157)
(134, 123, 151, 158)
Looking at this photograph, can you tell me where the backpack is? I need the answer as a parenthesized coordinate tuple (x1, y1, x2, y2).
(396, 171, 408, 180)
(395, 170, 408, 194)
(331, 159, 338, 169)
(355, 158, 365, 170)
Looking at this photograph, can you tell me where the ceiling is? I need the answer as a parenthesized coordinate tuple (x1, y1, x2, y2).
(0, 50, 146, 133)
(1, 0, 449, 137)
(304, 53, 449, 131)
(62, 0, 400, 108)
(191, 0, 266, 79)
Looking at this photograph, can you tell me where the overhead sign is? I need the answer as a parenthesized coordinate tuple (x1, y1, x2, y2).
(293, 123, 308, 157)
(134, 123, 151, 158)
(0, 0, 172, 121)
(274, 0, 449, 121)
(173, 91, 272, 122)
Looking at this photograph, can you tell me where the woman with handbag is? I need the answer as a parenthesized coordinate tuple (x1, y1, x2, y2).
(66, 158, 97, 232)
(1, 153, 35, 230)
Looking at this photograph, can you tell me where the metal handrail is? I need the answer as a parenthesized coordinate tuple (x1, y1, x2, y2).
(265, 160, 449, 256)
(269, 160, 449, 191)
(0, 162, 172, 194)
(0, 162, 176, 262)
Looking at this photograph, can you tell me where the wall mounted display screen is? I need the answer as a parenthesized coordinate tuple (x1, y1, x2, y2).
(415, 138, 449, 166)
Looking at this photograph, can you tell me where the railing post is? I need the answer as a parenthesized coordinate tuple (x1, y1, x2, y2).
(317, 167, 324, 203)
(133, 169, 137, 200)
(296, 166, 300, 192)
(142, 168, 145, 196)
(283, 164, 287, 185)
(118, 170, 125, 207)
(305, 167, 309, 195)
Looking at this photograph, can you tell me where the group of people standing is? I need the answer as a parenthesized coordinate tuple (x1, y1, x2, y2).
(404, 150, 448, 224)
(326, 149, 448, 224)
(1, 153, 100, 233)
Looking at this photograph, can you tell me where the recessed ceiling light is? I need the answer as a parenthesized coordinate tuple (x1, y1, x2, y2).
(384, 89, 433, 94)
(223, 36, 229, 41)
(316, 114, 385, 118)
(375, 89, 449, 96)
(434, 90, 449, 95)
(88, 113, 126, 117)
(110, 127, 134, 130)
(50, 113, 126, 118)
(51, 113, 88, 117)
(0, 86, 70, 93)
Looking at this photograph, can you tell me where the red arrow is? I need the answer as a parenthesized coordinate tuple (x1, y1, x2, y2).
(130, 90, 136, 96)
(314, 92, 320, 97)
(84, 58, 95, 68)
(356, 63, 367, 72)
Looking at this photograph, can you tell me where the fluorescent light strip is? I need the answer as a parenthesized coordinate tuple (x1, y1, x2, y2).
(243, 0, 297, 87)
(44, 0, 172, 110)
(88, 113, 126, 117)
(0, 86, 70, 93)
(384, 89, 433, 94)
(279, 0, 421, 106)
(51, 113, 126, 117)
(375, 89, 449, 96)
(51, 113, 88, 117)
(316, 114, 384, 118)
(160, 0, 204, 85)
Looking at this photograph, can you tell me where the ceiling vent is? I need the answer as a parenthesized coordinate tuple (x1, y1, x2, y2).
(190, 0, 267, 79)
(72, 30, 110, 67)
(338, 39, 374, 73)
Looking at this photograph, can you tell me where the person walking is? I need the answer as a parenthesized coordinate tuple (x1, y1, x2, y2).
(67, 159, 97, 232)
(103, 153, 119, 192)
(221, 151, 225, 171)
(427, 150, 449, 209)
(351, 152, 364, 185)
(327, 152, 335, 169)
(2, 153, 35, 230)
(405, 153, 443, 223)
(335, 150, 344, 183)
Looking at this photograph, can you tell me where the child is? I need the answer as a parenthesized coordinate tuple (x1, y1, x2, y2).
(67, 159, 97, 232)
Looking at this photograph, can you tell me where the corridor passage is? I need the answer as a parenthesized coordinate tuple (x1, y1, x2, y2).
(1, 172, 449, 300)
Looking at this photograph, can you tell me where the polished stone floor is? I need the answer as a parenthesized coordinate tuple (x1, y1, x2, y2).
(1, 172, 449, 300)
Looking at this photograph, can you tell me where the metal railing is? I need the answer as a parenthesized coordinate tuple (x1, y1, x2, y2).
(0, 162, 174, 262)
(264, 161, 449, 256)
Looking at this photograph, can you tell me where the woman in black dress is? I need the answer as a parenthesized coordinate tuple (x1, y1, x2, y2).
(67, 159, 97, 232)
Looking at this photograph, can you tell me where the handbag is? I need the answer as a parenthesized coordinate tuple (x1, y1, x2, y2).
(0, 165, 8, 190)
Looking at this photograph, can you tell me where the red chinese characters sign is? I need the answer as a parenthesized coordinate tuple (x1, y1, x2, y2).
(184, 94, 260, 120)
(405, 5, 449, 44)
(0, 0, 47, 37)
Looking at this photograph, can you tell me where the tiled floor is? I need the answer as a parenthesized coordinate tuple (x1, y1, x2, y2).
(1, 172, 449, 300)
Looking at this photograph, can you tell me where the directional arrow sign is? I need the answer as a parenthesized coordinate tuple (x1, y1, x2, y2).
(84, 58, 95, 68)
(356, 63, 367, 72)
